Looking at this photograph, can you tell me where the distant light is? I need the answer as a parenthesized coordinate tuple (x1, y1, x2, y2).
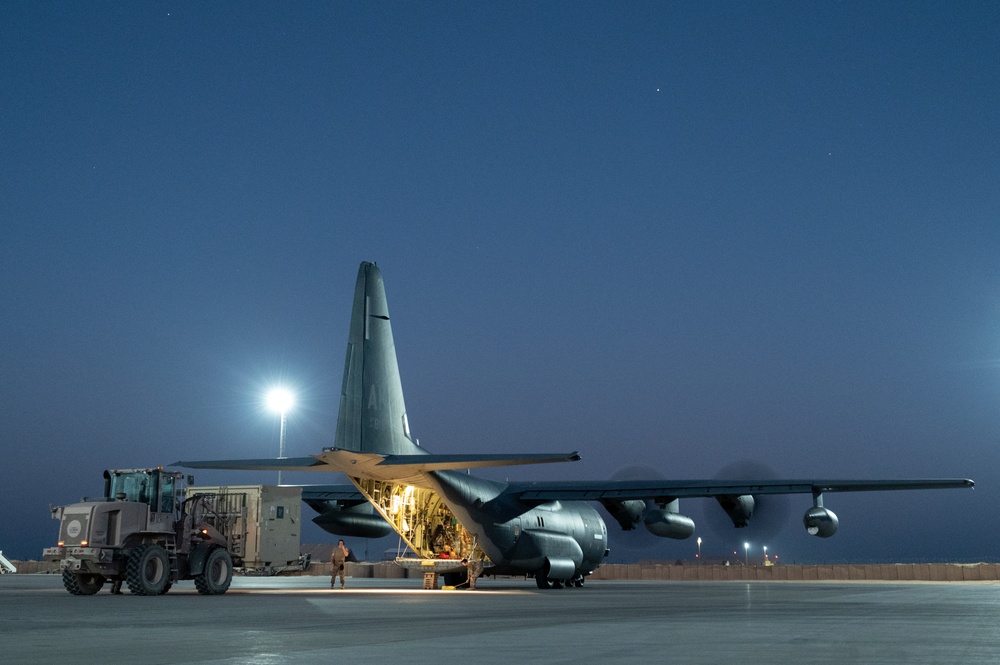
(268, 388, 294, 485)
(267, 388, 294, 413)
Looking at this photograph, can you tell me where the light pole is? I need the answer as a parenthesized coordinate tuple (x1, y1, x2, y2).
(697, 537, 702, 562)
(763, 545, 768, 562)
(267, 388, 294, 485)
(744, 541, 749, 566)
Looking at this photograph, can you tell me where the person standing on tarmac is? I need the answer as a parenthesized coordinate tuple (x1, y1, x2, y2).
(331, 540, 350, 589)
(461, 557, 484, 590)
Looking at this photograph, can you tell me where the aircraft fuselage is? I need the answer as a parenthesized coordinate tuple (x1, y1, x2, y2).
(426, 471, 609, 578)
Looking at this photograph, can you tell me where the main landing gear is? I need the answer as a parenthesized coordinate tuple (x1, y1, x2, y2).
(535, 574, 585, 589)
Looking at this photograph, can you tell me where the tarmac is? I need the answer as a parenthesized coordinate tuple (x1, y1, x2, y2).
(3, 574, 999, 665)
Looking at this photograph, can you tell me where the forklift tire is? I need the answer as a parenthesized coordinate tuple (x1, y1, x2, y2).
(194, 547, 233, 595)
(62, 570, 105, 595)
(126, 544, 170, 596)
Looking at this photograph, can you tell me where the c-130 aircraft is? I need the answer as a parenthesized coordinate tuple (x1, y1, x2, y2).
(178, 262, 973, 588)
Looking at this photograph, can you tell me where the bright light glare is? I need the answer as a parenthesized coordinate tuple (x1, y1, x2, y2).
(267, 388, 294, 413)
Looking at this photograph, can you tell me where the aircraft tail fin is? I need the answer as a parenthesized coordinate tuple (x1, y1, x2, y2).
(334, 262, 424, 457)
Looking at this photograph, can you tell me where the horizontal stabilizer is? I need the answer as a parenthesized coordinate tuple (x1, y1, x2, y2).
(172, 456, 326, 472)
(173, 451, 581, 485)
(507, 478, 975, 503)
(376, 452, 581, 468)
(312, 448, 582, 484)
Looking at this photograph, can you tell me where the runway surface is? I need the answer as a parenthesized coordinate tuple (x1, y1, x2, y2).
(3, 575, 998, 664)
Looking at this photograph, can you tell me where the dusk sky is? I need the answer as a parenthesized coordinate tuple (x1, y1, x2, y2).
(2, 2, 998, 564)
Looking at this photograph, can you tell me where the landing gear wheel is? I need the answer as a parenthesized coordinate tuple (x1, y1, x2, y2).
(62, 570, 105, 595)
(126, 544, 170, 596)
(535, 575, 552, 589)
(551, 578, 564, 589)
(194, 547, 233, 595)
(573, 576, 585, 587)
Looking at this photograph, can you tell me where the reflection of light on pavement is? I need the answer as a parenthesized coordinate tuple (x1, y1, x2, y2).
(239, 588, 532, 595)
(65, 582, 532, 597)
(161, 577, 541, 596)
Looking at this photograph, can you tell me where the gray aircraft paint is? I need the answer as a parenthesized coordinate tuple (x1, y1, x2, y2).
(335, 263, 423, 458)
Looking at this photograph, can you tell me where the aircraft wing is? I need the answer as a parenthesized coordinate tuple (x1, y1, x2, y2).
(505, 478, 975, 502)
(295, 484, 394, 538)
(299, 484, 368, 503)
(298, 484, 371, 513)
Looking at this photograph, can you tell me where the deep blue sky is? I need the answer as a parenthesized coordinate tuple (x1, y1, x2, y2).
(2, 2, 998, 564)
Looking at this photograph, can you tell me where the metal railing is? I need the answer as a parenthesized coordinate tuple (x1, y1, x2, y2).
(0, 550, 16, 574)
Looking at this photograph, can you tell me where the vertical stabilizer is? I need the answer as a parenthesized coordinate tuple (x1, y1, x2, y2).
(334, 262, 424, 456)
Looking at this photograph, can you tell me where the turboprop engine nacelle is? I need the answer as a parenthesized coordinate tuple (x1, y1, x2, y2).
(643, 503, 696, 540)
(601, 499, 646, 531)
(716, 494, 755, 528)
(803, 506, 839, 538)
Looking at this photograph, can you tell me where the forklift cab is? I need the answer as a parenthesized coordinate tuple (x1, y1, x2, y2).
(103, 469, 180, 515)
